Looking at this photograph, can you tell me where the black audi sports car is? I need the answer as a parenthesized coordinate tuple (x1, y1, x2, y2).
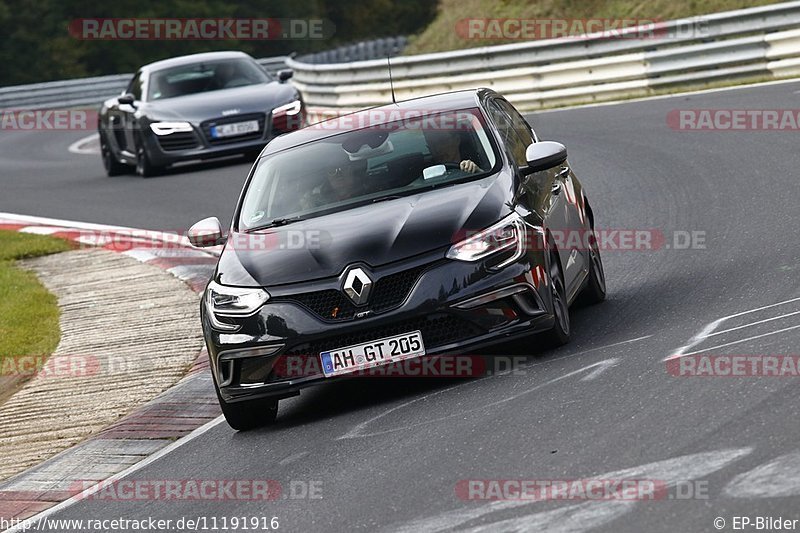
(189, 88, 605, 430)
(98, 51, 304, 177)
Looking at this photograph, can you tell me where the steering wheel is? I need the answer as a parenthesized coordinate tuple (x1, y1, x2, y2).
(442, 162, 462, 171)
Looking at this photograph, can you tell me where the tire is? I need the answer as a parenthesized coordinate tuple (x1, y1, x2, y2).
(215, 387, 279, 431)
(544, 249, 571, 346)
(581, 231, 607, 304)
(99, 131, 128, 177)
(135, 133, 162, 178)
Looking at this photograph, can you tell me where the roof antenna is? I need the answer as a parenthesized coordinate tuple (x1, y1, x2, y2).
(387, 55, 397, 104)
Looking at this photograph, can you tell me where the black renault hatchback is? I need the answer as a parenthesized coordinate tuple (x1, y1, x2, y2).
(189, 89, 605, 430)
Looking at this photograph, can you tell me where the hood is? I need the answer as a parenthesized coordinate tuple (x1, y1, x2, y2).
(140, 83, 298, 123)
(215, 172, 515, 287)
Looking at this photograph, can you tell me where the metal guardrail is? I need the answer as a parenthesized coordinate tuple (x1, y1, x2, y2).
(284, 2, 800, 115)
(0, 56, 288, 110)
(4, 2, 800, 114)
(296, 36, 408, 64)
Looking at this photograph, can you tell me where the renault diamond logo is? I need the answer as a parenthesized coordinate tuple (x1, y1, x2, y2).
(343, 267, 373, 306)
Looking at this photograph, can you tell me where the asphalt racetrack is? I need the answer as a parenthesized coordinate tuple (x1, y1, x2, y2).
(2, 81, 800, 532)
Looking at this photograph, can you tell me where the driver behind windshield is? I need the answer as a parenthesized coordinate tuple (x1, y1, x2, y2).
(214, 62, 249, 89)
(299, 157, 369, 211)
(423, 129, 483, 173)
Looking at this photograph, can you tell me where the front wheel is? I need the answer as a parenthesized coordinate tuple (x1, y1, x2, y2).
(100, 131, 128, 176)
(581, 232, 607, 304)
(544, 249, 571, 346)
(135, 133, 162, 178)
(216, 387, 279, 431)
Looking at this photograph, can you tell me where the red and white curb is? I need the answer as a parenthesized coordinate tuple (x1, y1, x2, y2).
(0, 213, 223, 524)
(0, 212, 221, 292)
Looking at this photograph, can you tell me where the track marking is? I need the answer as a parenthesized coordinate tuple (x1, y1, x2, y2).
(339, 335, 651, 440)
(386, 448, 752, 533)
(67, 133, 99, 155)
(681, 324, 800, 357)
(707, 310, 800, 338)
(665, 296, 800, 361)
(3, 416, 226, 533)
(338, 358, 620, 440)
(724, 450, 800, 499)
(563, 335, 653, 359)
(579, 358, 619, 381)
(279, 451, 310, 466)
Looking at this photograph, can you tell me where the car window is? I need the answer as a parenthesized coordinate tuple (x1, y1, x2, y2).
(238, 108, 499, 230)
(497, 99, 536, 147)
(486, 99, 528, 166)
(147, 58, 271, 101)
(127, 72, 143, 101)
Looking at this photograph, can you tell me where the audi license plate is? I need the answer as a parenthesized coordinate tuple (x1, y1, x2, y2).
(211, 120, 259, 138)
(320, 331, 426, 378)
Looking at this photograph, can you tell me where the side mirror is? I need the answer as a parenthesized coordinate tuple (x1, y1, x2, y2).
(522, 141, 568, 175)
(118, 93, 136, 106)
(277, 69, 294, 82)
(188, 217, 226, 248)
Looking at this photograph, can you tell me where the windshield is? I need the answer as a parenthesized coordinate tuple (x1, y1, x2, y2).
(238, 108, 499, 231)
(147, 58, 270, 101)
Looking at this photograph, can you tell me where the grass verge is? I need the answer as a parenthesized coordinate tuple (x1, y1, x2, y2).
(0, 230, 72, 383)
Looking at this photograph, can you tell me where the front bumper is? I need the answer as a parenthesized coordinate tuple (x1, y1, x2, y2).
(203, 249, 554, 403)
(145, 110, 303, 167)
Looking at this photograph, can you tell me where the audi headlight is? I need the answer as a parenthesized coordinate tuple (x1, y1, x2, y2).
(272, 99, 302, 117)
(150, 121, 194, 136)
(205, 281, 269, 331)
(447, 213, 527, 269)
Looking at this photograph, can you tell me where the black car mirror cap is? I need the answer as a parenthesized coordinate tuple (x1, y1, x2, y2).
(521, 141, 568, 175)
(118, 93, 136, 106)
(277, 69, 294, 82)
(188, 217, 227, 248)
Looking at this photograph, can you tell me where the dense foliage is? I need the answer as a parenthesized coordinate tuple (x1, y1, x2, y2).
(0, 0, 436, 86)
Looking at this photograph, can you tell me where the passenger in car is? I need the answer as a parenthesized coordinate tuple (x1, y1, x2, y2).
(423, 129, 483, 173)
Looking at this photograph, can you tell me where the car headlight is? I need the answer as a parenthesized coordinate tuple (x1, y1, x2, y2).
(205, 281, 269, 331)
(272, 99, 302, 117)
(150, 122, 194, 136)
(447, 213, 527, 269)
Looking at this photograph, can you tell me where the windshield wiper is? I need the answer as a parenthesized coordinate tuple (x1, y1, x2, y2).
(371, 195, 403, 204)
(247, 216, 304, 232)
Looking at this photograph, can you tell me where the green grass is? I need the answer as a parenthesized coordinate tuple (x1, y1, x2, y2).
(406, 0, 786, 54)
(0, 231, 72, 368)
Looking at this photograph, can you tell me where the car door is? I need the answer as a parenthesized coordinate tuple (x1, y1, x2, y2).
(497, 99, 589, 296)
(111, 71, 144, 158)
(496, 98, 587, 298)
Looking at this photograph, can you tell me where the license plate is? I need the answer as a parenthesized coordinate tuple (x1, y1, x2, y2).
(320, 331, 425, 378)
(211, 120, 259, 138)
